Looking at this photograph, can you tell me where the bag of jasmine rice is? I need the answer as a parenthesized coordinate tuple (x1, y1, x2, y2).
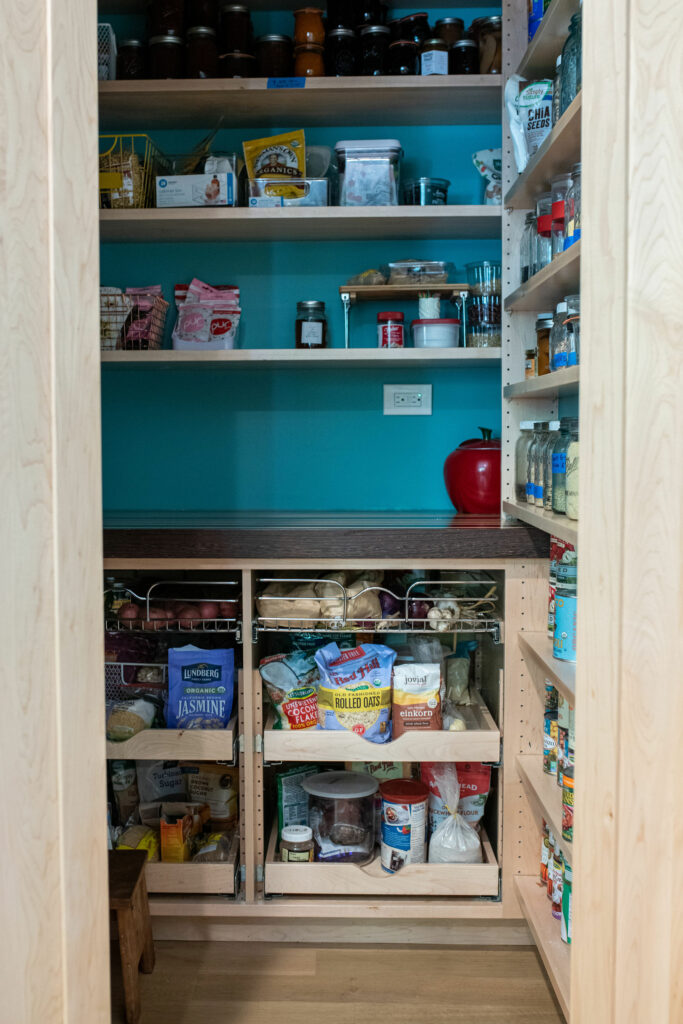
(168, 645, 234, 729)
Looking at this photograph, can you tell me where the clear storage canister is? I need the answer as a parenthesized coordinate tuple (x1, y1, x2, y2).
(302, 771, 378, 865)
(515, 421, 535, 501)
(520, 211, 537, 284)
(560, 12, 582, 115)
(550, 301, 569, 371)
(527, 422, 547, 504)
(565, 429, 580, 520)
(565, 293, 580, 366)
(552, 54, 562, 125)
(532, 422, 552, 507)
(536, 313, 553, 375)
(543, 421, 561, 510)
(552, 418, 577, 514)
(535, 192, 553, 274)
(551, 174, 573, 258)
(564, 163, 581, 249)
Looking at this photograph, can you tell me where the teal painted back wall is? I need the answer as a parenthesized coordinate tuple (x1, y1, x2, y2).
(100, 6, 502, 513)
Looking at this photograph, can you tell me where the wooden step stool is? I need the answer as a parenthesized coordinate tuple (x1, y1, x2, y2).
(109, 850, 155, 1024)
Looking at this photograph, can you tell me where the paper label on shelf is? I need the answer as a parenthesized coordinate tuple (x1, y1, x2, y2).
(267, 77, 306, 89)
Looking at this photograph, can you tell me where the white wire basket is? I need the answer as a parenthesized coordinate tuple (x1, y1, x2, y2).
(98, 24, 117, 81)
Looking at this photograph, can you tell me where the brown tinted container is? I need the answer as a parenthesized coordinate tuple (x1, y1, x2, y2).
(186, 0, 217, 29)
(294, 43, 325, 77)
(479, 15, 502, 74)
(219, 4, 251, 53)
(255, 34, 293, 77)
(449, 38, 478, 74)
(536, 315, 553, 375)
(435, 17, 464, 47)
(149, 0, 184, 36)
(117, 39, 146, 80)
(186, 26, 218, 77)
(293, 7, 325, 46)
(149, 34, 184, 78)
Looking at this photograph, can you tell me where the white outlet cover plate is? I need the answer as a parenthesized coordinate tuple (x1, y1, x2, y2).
(383, 383, 433, 416)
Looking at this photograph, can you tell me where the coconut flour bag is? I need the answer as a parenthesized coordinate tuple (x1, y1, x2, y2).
(315, 643, 395, 743)
(506, 75, 553, 173)
(167, 645, 234, 729)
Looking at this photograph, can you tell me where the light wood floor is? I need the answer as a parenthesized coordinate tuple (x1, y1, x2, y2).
(111, 941, 563, 1023)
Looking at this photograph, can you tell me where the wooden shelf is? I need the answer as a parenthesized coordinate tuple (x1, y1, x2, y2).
(264, 823, 499, 897)
(341, 282, 469, 305)
(518, 631, 576, 703)
(100, 206, 502, 243)
(517, 0, 581, 79)
(263, 692, 500, 763)
(105, 717, 236, 759)
(517, 754, 572, 863)
(514, 876, 571, 1020)
(145, 837, 238, 895)
(503, 366, 579, 400)
(505, 243, 580, 313)
(505, 93, 582, 210)
(99, 77, 502, 131)
(101, 348, 501, 370)
(503, 500, 578, 546)
(101, 0, 496, 12)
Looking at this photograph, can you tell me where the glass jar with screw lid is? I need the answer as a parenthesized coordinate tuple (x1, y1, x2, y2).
(295, 301, 328, 349)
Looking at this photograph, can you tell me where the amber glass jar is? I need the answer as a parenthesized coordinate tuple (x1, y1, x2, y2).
(219, 4, 251, 53)
(293, 7, 325, 46)
(326, 29, 357, 76)
(186, 26, 217, 77)
(478, 15, 502, 74)
(255, 34, 293, 77)
(149, 34, 184, 77)
(399, 12, 430, 45)
(388, 39, 418, 75)
(149, 0, 184, 37)
(450, 38, 478, 74)
(294, 43, 324, 77)
(117, 39, 146, 80)
(434, 17, 463, 47)
(536, 315, 553, 375)
(186, 0, 217, 29)
(219, 50, 254, 76)
(280, 825, 314, 862)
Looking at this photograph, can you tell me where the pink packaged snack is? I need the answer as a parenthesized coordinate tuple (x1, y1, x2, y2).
(173, 278, 241, 350)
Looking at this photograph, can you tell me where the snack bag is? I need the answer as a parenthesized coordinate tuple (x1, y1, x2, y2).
(243, 130, 306, 199)
(505, 75, 553, 173)
(315, 643, 395, 743)
(167, 645, 234, 729)
(472, 148, 502, 204)
(427, 764, 482, 863)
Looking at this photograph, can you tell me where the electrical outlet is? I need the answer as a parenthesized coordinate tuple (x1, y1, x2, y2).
(383, 384, 432, 416)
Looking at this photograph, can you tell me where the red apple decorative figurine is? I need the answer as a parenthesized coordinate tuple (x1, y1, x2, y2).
(444, 427, 501, 514)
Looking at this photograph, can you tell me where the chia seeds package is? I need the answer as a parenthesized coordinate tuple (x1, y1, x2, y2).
(167, 645, 234, 729)
(506, 75, 553, 173)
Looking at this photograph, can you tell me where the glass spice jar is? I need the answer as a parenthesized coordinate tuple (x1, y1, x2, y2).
(399, 12, 430, 46)
(326, 28, 357, 76)
(149, 0, 184, 37)
(219, 4, 251, 54)
(377, 311, 404, 348)
(294, 43, 325, 76)
(255, 35, 293, 78)
(186, 0, 218, 30)
(388, 40, 418, 75)
(478, 15, 502, 74)
(420, 36, 448, 75)
(186, 26, 218, 77)
(149, 34, 184, 78)
(296, 301, 328, 348)
(434, 17, 464, 48)
(117, 39, 146, 80)
(449, 38, 478, 74)
(219, 50, 254, 76)
(280, 825, 314, 862)
(293, 7, 325, 46)
(360, 24, 390, 75)
(525, 349, 537, 378)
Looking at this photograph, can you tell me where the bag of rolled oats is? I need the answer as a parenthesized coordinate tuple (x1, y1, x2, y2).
(314, 643, 395, 743)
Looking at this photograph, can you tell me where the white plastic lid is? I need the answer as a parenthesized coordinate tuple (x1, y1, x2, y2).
(556, 301, 568, 312)
(335, 139, 402, 153)
(520, 420, 535, 430)
(302, 770, 379, 800)
(281, 825, 312, 843)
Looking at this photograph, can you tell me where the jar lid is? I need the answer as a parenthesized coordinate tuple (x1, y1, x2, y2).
(400, 11, 428, 21)
(257, 34, 292, 43)
(294, 42, 324, 51)
(556, 301, 568, 312)
(389, 39, 418, 48)
(302, 771, 379, 800)
(404, 177, 451, 187)
(220, 3, 248, 11)
(187, 25, 217, 37)
(377, 311, 404, 320)
(281, 825, 313, 843)
(328, 27, 356, 38)
(535, 317, 553, 329)
(572, 162, 582, 173)
(119, 38, 145, 47)
(220, 51, 255, 59)
(411, 318, 461, 326)
(479, 15, 502, 28)
(422, 37, 447, 47)
(452, 39, 477, 49)
(297, 300, 325, 312)
(380, 779, 429, 804)
(360, 24, 390, 35)
(551, 173, 573, 187)
(435, 17, 464, 27)
(294, 6, 324, 13)
(335, 139, 402, 153)
(149, 34, 184, 45)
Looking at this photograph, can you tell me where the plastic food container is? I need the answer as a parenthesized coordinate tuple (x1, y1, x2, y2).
(465, 324, 501, 348)
(402, 177, 450, 206)
(302, 771, 378, 864)
(412, 318, 461, 348)
(380, 778, 429, 873)
(386, 259, 449, 284)
(334, 139, 403, 206)
(466, 259, 501, 296)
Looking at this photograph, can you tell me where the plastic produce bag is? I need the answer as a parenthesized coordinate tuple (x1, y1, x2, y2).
(427, 764, 482, 863)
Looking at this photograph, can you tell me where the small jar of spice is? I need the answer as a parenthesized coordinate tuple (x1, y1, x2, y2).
(377, 311, 404, 348)
(280, 825, 314, 862)
(296, 301, 327, 348)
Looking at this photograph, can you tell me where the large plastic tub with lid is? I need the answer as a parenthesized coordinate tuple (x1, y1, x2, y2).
(334, 139, 403, 206)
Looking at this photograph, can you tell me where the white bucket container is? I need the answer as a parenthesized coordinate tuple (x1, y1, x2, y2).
(411, 318, 461, 348)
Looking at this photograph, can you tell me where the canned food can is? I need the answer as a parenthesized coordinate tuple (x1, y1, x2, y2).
(379, 779, 428, 873)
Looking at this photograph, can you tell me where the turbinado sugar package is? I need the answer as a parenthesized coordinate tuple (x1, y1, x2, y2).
(167, 645, 234, 729)
(314, 642, 395, 743)
(505, 76, 553, 173)
(392, 663, 442, 737)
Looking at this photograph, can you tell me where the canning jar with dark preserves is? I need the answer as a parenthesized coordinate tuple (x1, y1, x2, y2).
(149, 34, 184, 78)
(449, 38, 478, 74)
(186, 0, 217, 29)
(117, 39, 146, 80)
(360, 24, 390, 75)
(434, 17, 463, 47)
(399, 12, 430, 45)
(149, 0, 184, 36)
(255, 34, 293, 77)
(219, 50, 254, 76)
(387, 17, 402, 40)
(356, 1, 386, 26)
(388, 39, 418, 75)
(293, 43, 325, 76)
(326, 28, 357, 76)
(186, 25, 217, 76)
(326, 0, 356, 30)
(219, 4, 251, 53)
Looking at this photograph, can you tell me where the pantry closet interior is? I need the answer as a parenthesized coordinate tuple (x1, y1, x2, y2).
(4, 0, 680, 1021)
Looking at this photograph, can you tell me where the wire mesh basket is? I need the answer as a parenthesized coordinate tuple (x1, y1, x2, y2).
(100, 289, 169, 351)
(99, 134, 170, 209)
(98, 24, 117, 81)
